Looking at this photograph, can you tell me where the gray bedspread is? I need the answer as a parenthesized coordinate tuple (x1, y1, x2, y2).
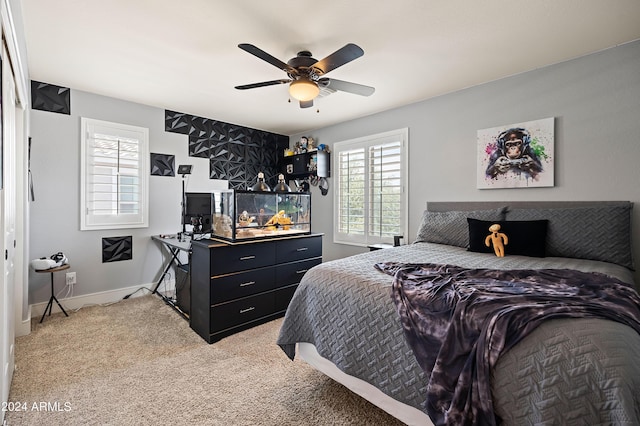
(276, 242, 640, 425)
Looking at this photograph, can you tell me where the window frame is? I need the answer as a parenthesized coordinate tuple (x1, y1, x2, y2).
(333, 128, 409, 247)
(80, 117, 149, 230)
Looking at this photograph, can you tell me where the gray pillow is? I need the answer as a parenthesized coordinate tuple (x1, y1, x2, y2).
(506, 205, 634, 270)
(416, 207, 506, 248)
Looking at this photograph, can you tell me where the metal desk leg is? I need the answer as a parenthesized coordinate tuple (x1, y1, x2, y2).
(152, 247, 182, 294)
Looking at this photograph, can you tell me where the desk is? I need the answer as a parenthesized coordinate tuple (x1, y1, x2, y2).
(151, 235, 191, 320)
(36, 263, 70, 323)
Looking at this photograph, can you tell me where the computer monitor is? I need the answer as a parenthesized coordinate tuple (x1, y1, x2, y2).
(183, 192, 213, 234)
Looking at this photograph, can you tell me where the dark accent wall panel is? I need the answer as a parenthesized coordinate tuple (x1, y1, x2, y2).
(189, 137, 210, 158)
(31, 81, 71, 114)
(165, 110, 190, 134)
(165, 110, 289, 189)
(150, 153, 175, 176)
(102, 236, 133, 263)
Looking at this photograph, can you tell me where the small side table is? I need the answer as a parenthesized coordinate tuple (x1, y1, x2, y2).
(368, 243, 393, 251)
(36, 264, 70, 323)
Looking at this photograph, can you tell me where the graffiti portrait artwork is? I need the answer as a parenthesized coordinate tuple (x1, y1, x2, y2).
(477, 117, 554, 189)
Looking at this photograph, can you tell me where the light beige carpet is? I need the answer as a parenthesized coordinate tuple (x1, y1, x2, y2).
(6, 295, 405, 425)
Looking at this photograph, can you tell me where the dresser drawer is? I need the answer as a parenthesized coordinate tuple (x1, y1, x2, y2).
(275, 258, 321, 287)
(210, 267, 276, 304)
(210, 241, 276, 275)
(276, 236, 322, 263)
(274, 284, 298, 312)
(211, 292, 275, 332)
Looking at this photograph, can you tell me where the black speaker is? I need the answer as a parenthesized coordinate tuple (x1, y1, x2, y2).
(292, 154, 307, 175)
(176, 264, 190, 315)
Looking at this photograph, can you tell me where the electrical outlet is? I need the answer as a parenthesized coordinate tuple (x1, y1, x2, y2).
(66, 271, 76, 286)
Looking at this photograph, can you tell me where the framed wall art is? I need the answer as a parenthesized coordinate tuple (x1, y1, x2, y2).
(477, 117, 554, 189)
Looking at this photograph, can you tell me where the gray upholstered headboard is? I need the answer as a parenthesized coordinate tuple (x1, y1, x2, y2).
(418, 201, 634, 270)
(426, 200, 631, 212)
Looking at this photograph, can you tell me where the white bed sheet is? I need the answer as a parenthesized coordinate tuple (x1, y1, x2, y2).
(298, 342, 432, 426)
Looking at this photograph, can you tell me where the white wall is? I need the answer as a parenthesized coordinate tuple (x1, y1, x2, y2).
(28, 91, 225, 305)
(294, 40, 640, 282)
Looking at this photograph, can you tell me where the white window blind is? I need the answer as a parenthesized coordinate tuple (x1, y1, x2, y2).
(81, 118, 149, 230)
(334, 128, 408, 246)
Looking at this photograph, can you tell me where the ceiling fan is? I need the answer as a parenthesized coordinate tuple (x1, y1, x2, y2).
(235, 43, 375, 108)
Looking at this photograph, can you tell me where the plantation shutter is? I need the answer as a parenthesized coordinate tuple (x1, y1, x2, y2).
(81, 118, 149, 230)
(334, 129, 407, 246)
(337, 147, 366, 236)
(368, 141, 402, 239)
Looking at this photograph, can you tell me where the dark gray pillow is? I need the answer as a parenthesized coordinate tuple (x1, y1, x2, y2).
(416, 207, 506, 248)
(506, 205, 634, 270)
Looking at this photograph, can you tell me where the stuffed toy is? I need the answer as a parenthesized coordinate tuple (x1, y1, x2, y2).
(485, 223, 508, 257)
(265, 210, 293, 230)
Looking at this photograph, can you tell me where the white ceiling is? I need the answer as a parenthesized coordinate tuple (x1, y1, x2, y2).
(21, 0, 640, 136)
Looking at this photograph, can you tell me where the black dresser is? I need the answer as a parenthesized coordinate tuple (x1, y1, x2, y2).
(189, 234, 322, 343)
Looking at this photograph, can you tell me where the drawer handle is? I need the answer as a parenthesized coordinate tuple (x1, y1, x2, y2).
(296, 269, 308, 274)
(240, 281, 256, 287)
(239, 255, 256, 261)
(296, 247, 308, 252)
(240, 307, 255, 314)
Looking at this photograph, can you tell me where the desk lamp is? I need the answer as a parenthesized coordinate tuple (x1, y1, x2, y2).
(178, 164, 193, 234)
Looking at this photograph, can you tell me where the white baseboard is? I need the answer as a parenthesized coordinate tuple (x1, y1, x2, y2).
(30, 280, 176, 318)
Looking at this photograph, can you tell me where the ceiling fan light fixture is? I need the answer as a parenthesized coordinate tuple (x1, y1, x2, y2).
(289, 79, 320, 102)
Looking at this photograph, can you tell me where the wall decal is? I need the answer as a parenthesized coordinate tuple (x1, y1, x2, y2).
(150, 153, 175, 176)
(31, 81, 71, 115)
(102, 236, 133, 263)
(165, 110, 288, 189)
(477, 117, 554, 189)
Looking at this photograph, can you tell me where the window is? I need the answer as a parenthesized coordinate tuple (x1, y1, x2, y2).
(81, 118, 149, 230)
(334, 128, 408, 246)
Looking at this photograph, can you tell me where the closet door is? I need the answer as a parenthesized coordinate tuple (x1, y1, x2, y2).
(0, 42, 17, 412)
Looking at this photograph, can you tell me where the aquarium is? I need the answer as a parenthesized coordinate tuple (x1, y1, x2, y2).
(210, 189, 311, 242)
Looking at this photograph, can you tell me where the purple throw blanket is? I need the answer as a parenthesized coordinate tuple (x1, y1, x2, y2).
(375, 262, 640, 426)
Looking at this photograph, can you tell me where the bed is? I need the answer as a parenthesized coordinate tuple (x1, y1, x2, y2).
(277, 201, 640, 425)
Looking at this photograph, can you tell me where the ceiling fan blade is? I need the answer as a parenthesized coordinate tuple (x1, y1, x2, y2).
(238, 43, 297, 75)
(318, 78, 375, 96)
(235, 79, 291, 90)
(299, 100, 314, 109)
(312, 43, 364, 75)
